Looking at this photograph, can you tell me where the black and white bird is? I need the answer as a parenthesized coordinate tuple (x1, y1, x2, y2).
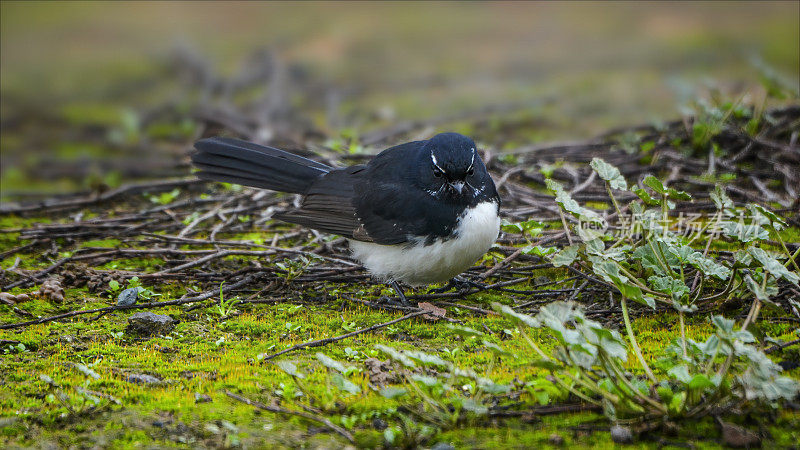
(191, 132, 501, 302)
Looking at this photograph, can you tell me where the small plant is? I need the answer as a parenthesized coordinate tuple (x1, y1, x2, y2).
(215, 283, 239, 318)
(107, 276, 159, 300)
(275, 255, 316, 281)
(145, 188, 180, 205)
(517, 157, 800, 424)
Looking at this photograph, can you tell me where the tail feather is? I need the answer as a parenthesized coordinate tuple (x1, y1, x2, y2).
(191, 137, 331, 193)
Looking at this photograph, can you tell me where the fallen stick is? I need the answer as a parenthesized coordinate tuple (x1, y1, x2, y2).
(259, 310, 426, 361)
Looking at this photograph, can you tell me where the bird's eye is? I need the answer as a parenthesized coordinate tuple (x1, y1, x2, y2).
(432, 167, 443, 178)
(467, 167, 474, 176)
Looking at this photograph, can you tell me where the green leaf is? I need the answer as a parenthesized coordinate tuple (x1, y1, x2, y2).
(649, 275, 689, 302)
(375, 344, 416, 368)
(749, 247, 800, 285)
(590, 158, 627, 190)
(274, 361, 305, 379)
(748, 204, 787, 231)
(744, 274, 771, 301)
(331, 373, 361, 394)
(460, 398, 489, 415)
(656, 385, 674, 402)
(642, 175, 691, 200)
(73, 363, 100, 380)
(545, 179, 603, 224)
(491, 302, 539, 328)
(668, 365, 692, 384)
(405, 350, 450, 369)
(316, 353, 348, 373)
(446, 324, 485, 338)
(551, 245, 579, 267)
(720, 220, 769, 243)
(710, 185, 734, 212)
(411, 374, 441, 387)
(687, 251, 731, 280)
(379, 387, 407, 399)
(669, 391, 687, 414)
(631, 187, 660, 206)
(529, 359, 561, 371)
(688, 374, 715, 390)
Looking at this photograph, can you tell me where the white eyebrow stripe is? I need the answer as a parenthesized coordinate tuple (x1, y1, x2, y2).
(431, 152, 446, 173)
(468, 148, 475, 170)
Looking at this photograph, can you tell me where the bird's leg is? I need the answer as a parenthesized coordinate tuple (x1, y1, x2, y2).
(428, 276, 487, 294)
(389, 281, 410, 306)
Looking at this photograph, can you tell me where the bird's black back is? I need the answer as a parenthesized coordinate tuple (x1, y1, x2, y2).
(193, 134, 499, 246)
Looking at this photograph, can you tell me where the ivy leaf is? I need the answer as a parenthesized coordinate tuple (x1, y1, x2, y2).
(747, 204, 787, 231)
(744, 274, 771, 301)
(720, 220, 769, 243)
(375, 344, 416, 368)
(522, 245, 558, 256)
(590, 158, 627, 190)
(546, 178, 604, 224)
(551, 245, 579, 267)
(649, 275, 689, 302)
(688, 374, 715, 390)
(316, 353, 348, 374)
(748, 247, 800, 285)
(687, 252, 731, 280)
(446, 324, 485, 338)
(668, 365, 692, 384)
(491, 302, 539, 328)
(379, 387, 407, 399)
(331, 373, 361, 394)
(404, 350, 450, 369)
(459, 398, 489, 415)
(710, 185, 734, 212)
(275, 361, 305, 379)
(631, 187, 660, 206)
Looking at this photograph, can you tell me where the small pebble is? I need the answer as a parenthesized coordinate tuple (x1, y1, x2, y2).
(117, 287, 140, 307)
(126, 312, 176, 337)
(430, 443, 455, 450)
(126, 373, 162, 385)
(372, 418, 387, 430)
(548, 434, 564, 445)
(610, 425, 633, 444)
(195, 393, 212, 403)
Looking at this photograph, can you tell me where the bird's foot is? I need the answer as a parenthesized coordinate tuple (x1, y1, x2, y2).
(428, 276, 486, 294)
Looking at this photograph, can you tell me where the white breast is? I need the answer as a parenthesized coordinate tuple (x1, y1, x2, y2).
(348, 201, 500, 286)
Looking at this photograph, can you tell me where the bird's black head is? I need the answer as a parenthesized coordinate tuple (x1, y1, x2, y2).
(415, 132, 496, 205)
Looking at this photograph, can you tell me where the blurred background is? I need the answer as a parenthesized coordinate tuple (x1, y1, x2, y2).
(1, 1, 798, 201)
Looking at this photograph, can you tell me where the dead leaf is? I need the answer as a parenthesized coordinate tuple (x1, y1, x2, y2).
(717, 417, 761, 448)
(417, 302, 446, 321)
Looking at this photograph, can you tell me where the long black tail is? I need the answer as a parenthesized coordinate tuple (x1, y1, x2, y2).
(191, 137, 331, 194)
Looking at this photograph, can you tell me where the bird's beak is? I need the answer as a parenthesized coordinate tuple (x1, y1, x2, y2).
(450, 181, 464, 194)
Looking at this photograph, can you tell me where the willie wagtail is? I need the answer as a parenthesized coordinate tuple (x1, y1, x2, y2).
(191, 132, 501, 303)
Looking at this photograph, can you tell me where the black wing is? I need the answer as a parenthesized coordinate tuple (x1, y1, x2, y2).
(274, 165, 368, 240)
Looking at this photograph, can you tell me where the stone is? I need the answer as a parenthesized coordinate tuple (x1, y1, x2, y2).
(117, 287, 140, 307)
(195, 393, 212, 403)
(126, 312, 176, 336)
(126, 373, 162, 385)
(548, 434, 564, 446)
(430, 443, 455, 450)
(610, 425, 633, 444)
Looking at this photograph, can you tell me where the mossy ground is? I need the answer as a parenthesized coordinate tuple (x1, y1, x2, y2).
(1, 210, 798, 448)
